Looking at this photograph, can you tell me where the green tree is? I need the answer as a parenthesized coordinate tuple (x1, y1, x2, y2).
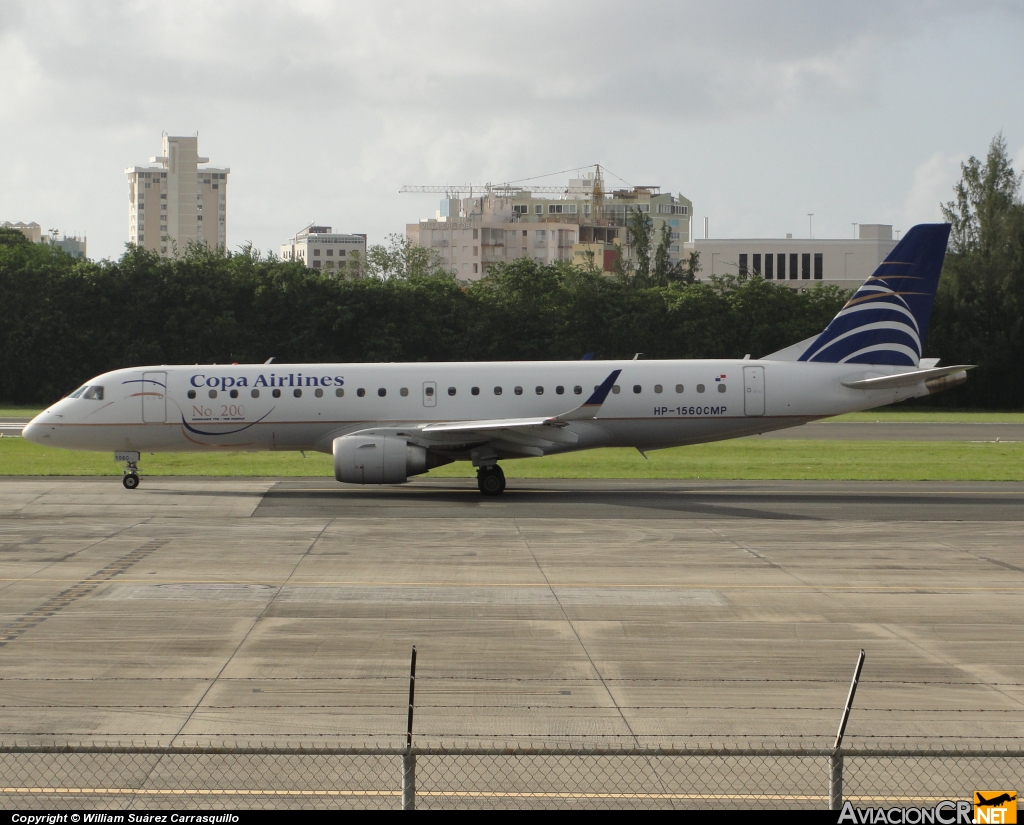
(929, 133, 1024, 408)
(360, 233, 452, 280)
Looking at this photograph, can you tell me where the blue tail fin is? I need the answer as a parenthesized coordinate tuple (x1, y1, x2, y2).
(798, 223, 951, 366)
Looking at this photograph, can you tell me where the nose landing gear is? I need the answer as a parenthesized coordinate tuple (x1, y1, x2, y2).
(476, 465, 506, 497)
(115, 451, 141, 490)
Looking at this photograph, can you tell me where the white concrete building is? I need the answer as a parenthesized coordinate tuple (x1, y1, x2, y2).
(281, 224, 367, 272)
(2, 221, 42, 243)
(126, 135, 229, 256)
(407, 176, 692, 280)
(684, 224, 897, 291)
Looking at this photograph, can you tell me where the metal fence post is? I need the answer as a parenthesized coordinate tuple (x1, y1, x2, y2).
(829, 752, 843, 810)
(831, 649, 865, 810)
(403, 645, 417, 810)
(402, 751, 416, 811)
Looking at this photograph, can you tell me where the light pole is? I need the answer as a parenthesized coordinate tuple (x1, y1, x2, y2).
(808, 213, 814, 239)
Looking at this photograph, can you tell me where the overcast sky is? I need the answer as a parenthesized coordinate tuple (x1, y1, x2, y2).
(2, 0, 1023, 261)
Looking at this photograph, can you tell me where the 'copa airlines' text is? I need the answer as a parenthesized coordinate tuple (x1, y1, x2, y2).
(190, 373, 344, 390)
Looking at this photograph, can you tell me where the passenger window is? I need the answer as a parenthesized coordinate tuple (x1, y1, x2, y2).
(535, 386, 544, 395)
(230, 389, 239, 399)
(556, 386, 564, 395)
(514, 386, 523, 395)
(251, 389, 260, 398)
(718, 383, 726, 393)
(697, 384, 705, 393)
(293, 388, 302, 398)
(357, 388, 366, 397)
(208, 389, 218, 399)
(425, 386, 434, 397)
(400, 387, 409, 397)
(335, 388, 344, 397)
(378, 388, 386, 397)
(471, 387, 480, 396)
(611, 385, 621, 394)
(187, 390, 196, 399)
(69, 386, 87, 399)
(314, 388, 323, 398)
(447, 387, 456, 396)
(633, 385, 642, 394)
(654, 384, 663, 394)
(675, 384, 684, 393)
(573, 386, 582, 395)
(272, 389, 281, 398)
(83, 386, 104, 400)
(494, 386, 503, 395)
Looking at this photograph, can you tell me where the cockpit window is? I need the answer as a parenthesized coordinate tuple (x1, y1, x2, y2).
(82, 386, 104, 400)
(68, 386, 87, 399)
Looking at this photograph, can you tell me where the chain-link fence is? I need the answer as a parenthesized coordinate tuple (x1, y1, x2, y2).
(1, 743, 1020, 810)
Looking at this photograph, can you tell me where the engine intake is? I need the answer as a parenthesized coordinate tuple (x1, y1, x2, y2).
(333, 435, 446, 484)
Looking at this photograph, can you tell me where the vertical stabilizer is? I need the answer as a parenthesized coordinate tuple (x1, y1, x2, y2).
(797, 223, 951, 366)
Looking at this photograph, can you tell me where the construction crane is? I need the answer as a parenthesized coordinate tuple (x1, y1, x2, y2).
(399, 164, 628, 201)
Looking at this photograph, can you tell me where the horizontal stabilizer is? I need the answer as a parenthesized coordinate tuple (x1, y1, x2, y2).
(841, 364, 973, 390)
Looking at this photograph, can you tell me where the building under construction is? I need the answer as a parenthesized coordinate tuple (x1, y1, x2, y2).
(404, 167, 692, 279)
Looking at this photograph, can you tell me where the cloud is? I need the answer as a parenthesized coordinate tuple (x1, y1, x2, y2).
(900, 152, 961, 228)
(0, 0, 1020, 258)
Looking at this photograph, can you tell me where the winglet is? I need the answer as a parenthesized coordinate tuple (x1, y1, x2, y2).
(552, 369, 621, 422)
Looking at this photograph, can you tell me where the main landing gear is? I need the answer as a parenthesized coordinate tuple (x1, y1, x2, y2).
(116, 451, 141, 489)
(476, 464, 506, 497)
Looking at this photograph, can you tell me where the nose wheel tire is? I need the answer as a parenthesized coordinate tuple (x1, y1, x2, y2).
(477, 465, 506, 496)
(122, 473, 140, 490)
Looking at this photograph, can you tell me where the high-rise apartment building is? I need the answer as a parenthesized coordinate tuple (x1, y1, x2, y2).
(126, 135, 229, 255)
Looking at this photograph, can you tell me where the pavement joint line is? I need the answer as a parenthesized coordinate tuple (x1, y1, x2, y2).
(876, 624, 1024, 713)
(166, 519, 334, 746)
(512, 518, 642, 747)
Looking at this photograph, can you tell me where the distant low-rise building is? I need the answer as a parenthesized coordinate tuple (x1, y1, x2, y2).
(684, 224, 897, 291)
(281, 224, 367, 272)
(2, 221, 42, 243)
(406, 171, 692, 280)
(2, 222, 87, 259)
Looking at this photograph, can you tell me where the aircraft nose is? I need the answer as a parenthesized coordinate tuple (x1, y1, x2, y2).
(21, 415, 48, 445)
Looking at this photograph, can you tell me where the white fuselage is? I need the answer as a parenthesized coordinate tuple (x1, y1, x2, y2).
(23, 359, 924, 459)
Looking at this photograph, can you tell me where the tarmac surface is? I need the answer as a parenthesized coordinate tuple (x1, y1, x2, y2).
(0, 476, 1022, 748)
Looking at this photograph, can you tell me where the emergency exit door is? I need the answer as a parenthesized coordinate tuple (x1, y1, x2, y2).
(422, 381, 437, 407)
(141, 371, 167, 422)
(743, 366, 764, 417)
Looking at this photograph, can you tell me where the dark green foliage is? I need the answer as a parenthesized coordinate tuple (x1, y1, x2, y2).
(927, 134, 1024, 409)
(0, 239, 851, 404)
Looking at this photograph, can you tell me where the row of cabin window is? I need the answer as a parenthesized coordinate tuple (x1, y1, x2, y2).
(187, 382, 726, 401)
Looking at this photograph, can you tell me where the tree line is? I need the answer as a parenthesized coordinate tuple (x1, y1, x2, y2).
(0, 134, 1020, 408)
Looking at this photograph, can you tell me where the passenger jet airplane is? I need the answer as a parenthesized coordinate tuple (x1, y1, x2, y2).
(24, 223, 970, 496)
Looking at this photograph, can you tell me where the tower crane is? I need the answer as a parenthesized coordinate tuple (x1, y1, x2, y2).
(399, 165, 625, 201)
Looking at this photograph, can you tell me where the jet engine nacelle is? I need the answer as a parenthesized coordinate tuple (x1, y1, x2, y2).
(333, 435, 433, 484)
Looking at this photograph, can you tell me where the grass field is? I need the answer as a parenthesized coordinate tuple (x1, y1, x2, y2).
(2, 437, 1021, 481)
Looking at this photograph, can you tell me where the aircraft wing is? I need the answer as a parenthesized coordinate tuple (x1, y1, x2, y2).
(841, 364, 973, 390)
(421, 369, 622, 433)
(339, 369, 621, 457)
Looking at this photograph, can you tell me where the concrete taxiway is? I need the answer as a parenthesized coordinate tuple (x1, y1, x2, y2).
(0, 477, 1021, 747)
